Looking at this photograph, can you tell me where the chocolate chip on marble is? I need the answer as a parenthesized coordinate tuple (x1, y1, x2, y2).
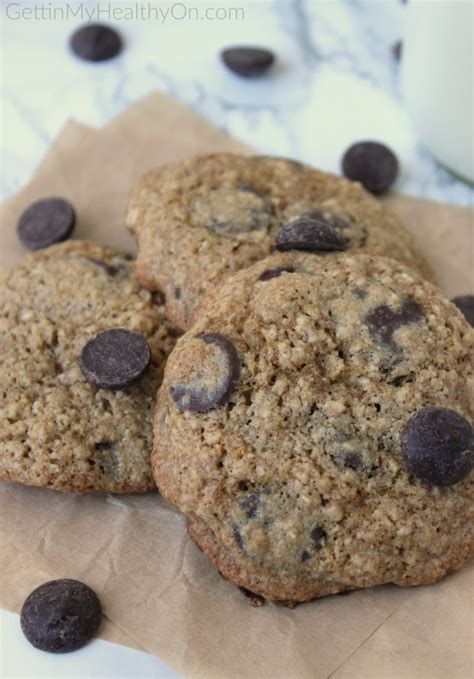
(20, 579, 101, 653)
(221, 46, 275, 77)
(401, 406, 473, 486)
(17, 198, 75, 251)
(365, 298, 423, 349)
(80, 329, 151, 390)
(259, 267, 295, 281)
(342, 141, 399, 194)
(310, 526, 327, 548)
(451, 295, 474, 327)
(70, 23, 122, 62)
(275, 218, 347, 253)
(170, 333, 240, 413)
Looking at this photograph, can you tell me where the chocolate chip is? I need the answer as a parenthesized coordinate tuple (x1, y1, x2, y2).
(310, 526, 327, 548)
(392, 40, 403, 60)
(259, 267, 295, 281)
(94, 441, 113, 452)
(401, 407, 473, 486)
(153, 290, 166, 306)
(221, 46, 275, 77)
(80, 329, 151, 390)
(451, 295, 474, 327)
(275, 218, 347, 253)
(232, 524, 244, 550)
(20, 579, 101, 653)
(17, 198, 75, 251)
(342, 141, 399, 194)
(365, 298, 423, 349)
(300, 550, 311, 562)
(238, 586, 265, 606)
(240, 492, 260, 518)
(170, 333, 240, 413)
(70, 24, 122, 62)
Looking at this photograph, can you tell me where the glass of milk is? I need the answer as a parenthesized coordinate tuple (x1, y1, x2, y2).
(401, 0, 474, 184)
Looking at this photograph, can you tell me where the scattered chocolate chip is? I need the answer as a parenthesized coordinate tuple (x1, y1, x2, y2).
(170, 333, 240, 413)
(221, 46, 275, 77)
(80, 329, 151, 390)
(300, 550, 311, 562)
(232, 524, 244, 550)
(310, 526, 327, 548)
(17, 198, 75, 251)
(342, 141, 399, 194)
(94, 441, 113, 452)
(70, 24, 122, 62)
(392, 40, 403, 60)
(240, 492, 260, 519)
(401, 406, 473, 486)
(259, 267, 295, 281)
(365, 298, 423, 349)
(275, 218, 347, 253)
(20, 579, 101, 653)
(451, 295, 474, 327)
(153, 290, 166, 306)
(238, 586, 265, 607)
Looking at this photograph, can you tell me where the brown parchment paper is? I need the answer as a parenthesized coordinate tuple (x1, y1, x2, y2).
(0, 92, 473, 679)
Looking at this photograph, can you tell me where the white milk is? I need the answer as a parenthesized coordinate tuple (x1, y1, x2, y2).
(401, 0, 474, 183)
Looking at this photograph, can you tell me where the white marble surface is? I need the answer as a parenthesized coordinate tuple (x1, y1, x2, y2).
(1, 0, 473, 206)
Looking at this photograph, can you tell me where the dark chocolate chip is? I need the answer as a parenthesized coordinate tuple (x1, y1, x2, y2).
(401, 406, 473, 486)
(365, 298, 423, 349)
(238, 586, 265, 606)
(70, 24, 122, 62)
(392, 40, 403, 60)
(259, 267, 295, 281)
(153, 290, 166, 306)
(275, 218, 347, 253)
(17, 198, 75, 251)
(300, 550, 311, 562)
(232, 524, 244, 550)
(451, 295, 474, 327)
(240, 492, 260, 519)
(221, 46, 275, 77)
(94, 441, 113, 452)
(20, 579, 101, 653)
(342, 141, 399, 194)
(310, 526, 327, 548)
(80, 329, 151, 390)
(170, 333, 240, 413)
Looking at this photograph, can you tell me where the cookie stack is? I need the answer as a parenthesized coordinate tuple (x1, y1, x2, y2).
(1, 154, 472, 604)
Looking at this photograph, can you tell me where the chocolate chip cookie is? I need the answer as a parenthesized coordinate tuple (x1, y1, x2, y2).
(0, 241, 177, 493)
(153, 252, 473, 603)
(126, 153, 433, 330)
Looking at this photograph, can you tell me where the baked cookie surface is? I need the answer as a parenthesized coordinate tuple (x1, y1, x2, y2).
(153, 252, 473, 602)
(0, 241, 177, 493)
(127, 153, 433, 330)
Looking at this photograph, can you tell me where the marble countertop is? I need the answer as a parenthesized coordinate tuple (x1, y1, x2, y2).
(2, 0, 473, 207)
